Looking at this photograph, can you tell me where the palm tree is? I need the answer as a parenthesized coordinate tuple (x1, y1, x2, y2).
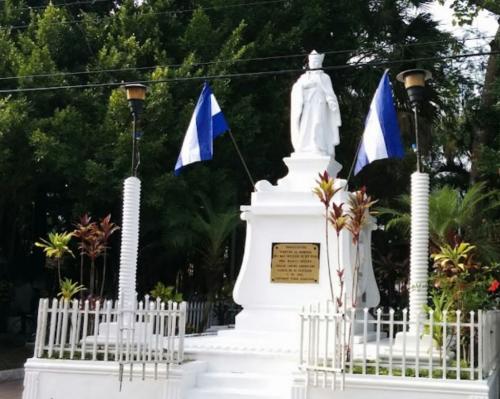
(35, 231, 74, 282)
(193, 197, 240, 300)
(379, 183, 500, 261)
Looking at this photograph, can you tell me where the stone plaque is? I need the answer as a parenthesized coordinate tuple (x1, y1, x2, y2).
(270, 243, 320, 284)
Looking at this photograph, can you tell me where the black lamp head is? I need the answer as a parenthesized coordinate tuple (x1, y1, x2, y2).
(124, 83, 147, 117)
(396, 69, 432, 107)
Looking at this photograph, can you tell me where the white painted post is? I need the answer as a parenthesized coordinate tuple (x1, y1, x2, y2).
(34, 300, 43, 358)
(178, 301, 186, 363)
(389, 308, 394, 376)
(159, 302, 166, 362)
(171, 302, 179, 362)
(470, 311, 475, 380)
(69, 299, 78, 359)
(349, 308, 355, 373)
(375, 308, 381, 375)
(456, 310, 461, 379)
(299, 306, 305, 366)
(55, 299, 63, 352)
(92, 300, 100, 361)
(81, 300, 89, 360)
(36, 299, 49, 358)
(104, 300, 111, 361)
(59, 300, 70, 358)
(478, 310, 483, 379)
(117, 177, 141, 325)
(429, 310, 434, 378)
(362, 308, 368, 374)
(402, 308, 407, 376)
(415, 311, 421, 377)
(388, 308, 394, 376)
(442, 310, 448, 379)
(408, 172, 429, 332)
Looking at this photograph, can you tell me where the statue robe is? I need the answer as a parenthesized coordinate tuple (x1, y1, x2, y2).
(290, 71, 342, 156)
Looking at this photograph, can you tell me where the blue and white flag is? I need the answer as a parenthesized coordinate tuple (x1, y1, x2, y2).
(354, 71, 404, 175)
(174, 82, 229, 175)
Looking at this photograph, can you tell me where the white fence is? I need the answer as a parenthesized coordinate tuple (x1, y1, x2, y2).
(299, 303, 500, 389)
(186, 301, 214, 333)
(33, 297, 186, 373)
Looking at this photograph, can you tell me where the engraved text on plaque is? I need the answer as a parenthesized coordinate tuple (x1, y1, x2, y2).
(270, 243, 320, 283)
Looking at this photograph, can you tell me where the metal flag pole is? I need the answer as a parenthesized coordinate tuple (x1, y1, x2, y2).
(227, 129, 256, 188)
(344, 137, 364, 190)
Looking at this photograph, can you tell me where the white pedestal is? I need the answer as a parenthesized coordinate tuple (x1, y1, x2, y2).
(231, 154, 380, 342)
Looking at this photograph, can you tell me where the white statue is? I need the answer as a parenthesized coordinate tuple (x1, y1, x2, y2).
(290, 50, 342, 156)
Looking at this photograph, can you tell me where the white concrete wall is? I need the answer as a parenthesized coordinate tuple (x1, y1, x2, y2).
(22, 358, 204, 399)
(291, 370, 499, 399)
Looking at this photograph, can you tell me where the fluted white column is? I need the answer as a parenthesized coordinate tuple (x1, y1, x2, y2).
(118, 177, 141, 313)
(408, 172, 429, 332)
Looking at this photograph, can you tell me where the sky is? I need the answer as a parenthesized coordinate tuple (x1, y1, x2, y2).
(429, 0, 498, 47)
(427, 1, 498, 83)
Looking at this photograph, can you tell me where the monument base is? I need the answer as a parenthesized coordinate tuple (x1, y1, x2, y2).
(232, 153, 380, 341)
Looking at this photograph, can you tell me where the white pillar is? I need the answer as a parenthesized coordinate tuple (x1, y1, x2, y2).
(408, 172, 429, 332)
(118, 177, 141, 312)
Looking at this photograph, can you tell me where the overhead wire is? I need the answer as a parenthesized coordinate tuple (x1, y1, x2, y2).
(1, 0, 113, 12)
(0, 50, 497, 94)
(1, 0, 289, 30)
(0, 34, 495, 82)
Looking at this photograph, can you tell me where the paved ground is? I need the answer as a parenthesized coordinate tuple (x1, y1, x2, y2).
(0, 346, 31, 371)
(0, 379, 23, 399)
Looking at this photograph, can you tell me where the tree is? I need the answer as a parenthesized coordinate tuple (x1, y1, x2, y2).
(442, 0, 500, 184)
(0, 0, 476, 304)
(379, 183, 500, 261)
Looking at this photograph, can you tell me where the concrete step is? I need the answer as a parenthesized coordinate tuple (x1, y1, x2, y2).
(186, 386, 283, 399)
(196, 371, 289, 390)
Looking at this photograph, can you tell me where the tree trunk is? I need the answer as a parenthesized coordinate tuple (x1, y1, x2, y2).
(90, 260, 95, 297)
(470, 25, 499, 182)
(100, 249, 107, 298)
(79, 253, 84, 298)
(57, 258, 61, 282)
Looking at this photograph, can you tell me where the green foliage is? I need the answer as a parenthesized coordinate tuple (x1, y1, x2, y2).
(57, 278, 86, 300)
(150, 282, 183, 303)
(35, 231, 74, 281)
(431, 242, 500, 313)
(192, 195, 240, 300)
(0, 0, 492, 303)
(379, 183, 500, 261)
(423, 291, 454, 348)
(431, 242, 476, 273)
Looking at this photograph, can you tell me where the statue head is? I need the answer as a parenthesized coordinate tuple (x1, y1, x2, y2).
(308, 50, 325, 70)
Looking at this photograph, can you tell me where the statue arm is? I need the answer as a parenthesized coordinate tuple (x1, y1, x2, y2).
(290, 82, 303, 151)
(321, 74, 339, 111)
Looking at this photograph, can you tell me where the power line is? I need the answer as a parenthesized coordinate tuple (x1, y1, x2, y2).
(0, 50, 497, 94)
(1, 0, 113, 12)
(2, 0, 289, 30)
(0, 35, 495, 82)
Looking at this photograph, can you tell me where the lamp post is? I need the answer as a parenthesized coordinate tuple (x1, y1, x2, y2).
(118, 83, 147, 319)
(396, 69, 432, 336)
(396, 69, 432, 172)
(124, 83, 147, 176)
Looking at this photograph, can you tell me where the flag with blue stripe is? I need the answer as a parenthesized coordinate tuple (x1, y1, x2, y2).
(174, 82, 229, 175)
(354, 71, 404, 175)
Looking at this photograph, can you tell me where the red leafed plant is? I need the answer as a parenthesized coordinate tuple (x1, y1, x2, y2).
(313, 171, 341, 301)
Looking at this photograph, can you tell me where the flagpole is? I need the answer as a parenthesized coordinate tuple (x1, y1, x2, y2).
(228, 130, 255, 188)
(344, 136, 364, 190)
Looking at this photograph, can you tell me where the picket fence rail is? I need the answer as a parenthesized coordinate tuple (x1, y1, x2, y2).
(33, 297, 186, 374)
(299, 303, 500, 390)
